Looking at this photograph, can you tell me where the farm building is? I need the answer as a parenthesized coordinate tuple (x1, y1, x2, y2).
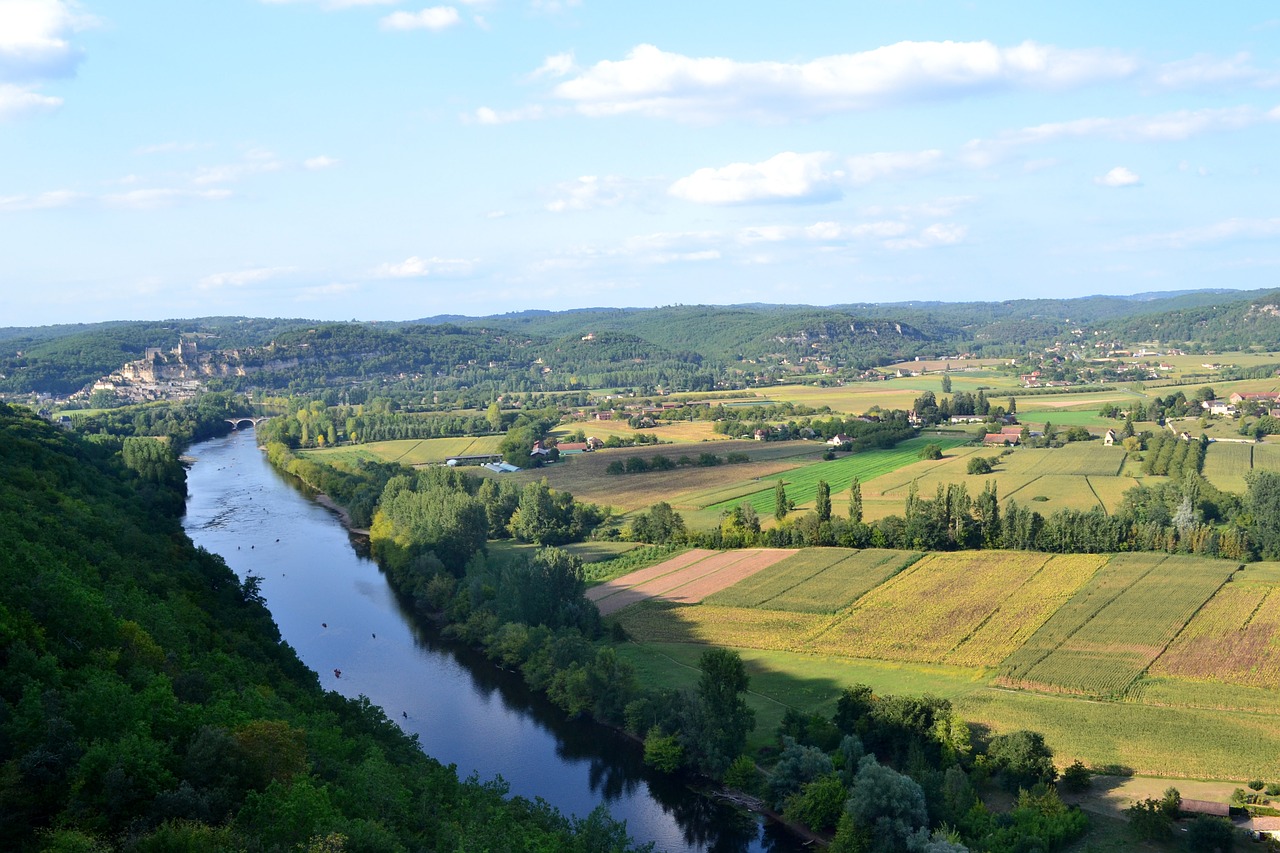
(1177, 799, 1229, 818)
(1247, 816, 1280, 841)
(1103, 429, 1116, 446)
(827, 433, 854, 446)
(983, 433, 1019, 446)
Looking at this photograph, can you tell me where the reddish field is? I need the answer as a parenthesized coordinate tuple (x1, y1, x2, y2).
(590, 549, 797, 616)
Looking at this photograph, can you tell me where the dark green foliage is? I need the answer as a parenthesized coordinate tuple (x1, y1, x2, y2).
(1126, 788, 1180, 841)
(1186, 815, 1235, 853)
(768, 737, 835, 809)
(966, 456, 993, 475)
(783, 774, 847, 832)
(919, 443, 944, 460)
(1060, 760, 1091, 793)
(629, 502, 686, 544)
(985, 730, 1057, 792)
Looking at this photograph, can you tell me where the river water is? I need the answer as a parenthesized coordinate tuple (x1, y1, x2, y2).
(182, 428, 800, 853)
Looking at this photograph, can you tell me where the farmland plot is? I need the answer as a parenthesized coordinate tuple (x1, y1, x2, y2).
(1006, 555, 1237, 697)
(998, 443, 1126, 477)
(589, 549, 796, 616)
(1150, 576, 1280, 688)
(616, 601, 827, 650)
(707, 548, 921, 613)
(807, 551, 1054, 663)
(1202, 442, 1254, 493)
(943, 554, 1107, 667)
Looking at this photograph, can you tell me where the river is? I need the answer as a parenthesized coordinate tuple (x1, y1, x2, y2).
(182, 428, 801, 853)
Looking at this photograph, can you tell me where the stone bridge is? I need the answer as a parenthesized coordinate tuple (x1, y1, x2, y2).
(226, 417, 270, 430)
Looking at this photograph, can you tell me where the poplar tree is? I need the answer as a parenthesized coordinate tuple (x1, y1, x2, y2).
(848, 477, 863, 523)
(816, 480, 831, 523)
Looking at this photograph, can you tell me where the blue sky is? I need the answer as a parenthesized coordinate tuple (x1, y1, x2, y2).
(2, 1, 1279, 326)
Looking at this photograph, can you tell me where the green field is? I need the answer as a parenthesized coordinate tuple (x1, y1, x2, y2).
(705, 548, 921, 613)
(707, 436, 971, 517)
(303, 435, 504, 466)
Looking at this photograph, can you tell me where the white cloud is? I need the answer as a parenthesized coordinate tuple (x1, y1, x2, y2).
(845, 150, 943, 185)
(103, 188, 232, 209)
(380, 6, 460, 31)
(261, 0, 400, 7)
(198, 266, 294, 291)
(545, 41, 1136, 122)
(1152, 52, 1280, 90)
(670, 152, 842, 204)
(135, 141, 212, 155)
(0, 0, 92, 81)
(1123, 218, 1280, 250)
(884, 223, 968, 251)
(0, 81, 59, 118)
(1095, 166, 1141, 187)
(528, 51, 575, 80)
(304, 154, 339, 170)
(0, 188, 81, 210)
(192, 152, 282, 184)
(373, 255, 476, 277)
(546, 175, 632, 212)
(471, 104, 548, 124)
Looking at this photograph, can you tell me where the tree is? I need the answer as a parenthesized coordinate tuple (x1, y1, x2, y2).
(816, 480, 832, 522)
(630, 501, 686, 544)
(696, 649, 755, 775)
(1245, 470, 1280, 559)
(1186, 815, 1235, 852)
(1007, 396, 1017, 415)
(986, 730, 1056, 791)
(919, 443, 943, 460)
(840, 755, 929, 853)
(940, 373, 952, 394)
(849, 477, 863, 523)
(966, 456, 993, 475)
(486, 400, 503, 433)
(775, 480, 790, 521)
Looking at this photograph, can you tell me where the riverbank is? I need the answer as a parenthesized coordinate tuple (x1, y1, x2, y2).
(313, 492, 370, 536)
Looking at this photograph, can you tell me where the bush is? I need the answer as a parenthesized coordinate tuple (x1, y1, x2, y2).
(784, 774, 847, 832)
(1249, 779, 1265, 791)
(966, 456, 994, 475)
(1185, 814, 1235, 853)
(1060, 760, 1091, 793)
(723, 755, 762, 796)
(1266, 782, 1280, 796)
(919, 443, 943, 460)
(643, 730, 683, 773)
(605, 460, 624, 475)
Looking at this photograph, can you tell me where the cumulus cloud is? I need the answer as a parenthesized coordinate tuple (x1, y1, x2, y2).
(669, 151, 842, 205)
(543, 41, 1136, 122)
(373, 255, 476, 277)
(546, 175, 634, 212)
(0, 0, 95, 121)
(380, 6, 461, 31)
(198, 266, 294, 291)
(304, 155, 339, 170)
(1095, 166, 1141, 187)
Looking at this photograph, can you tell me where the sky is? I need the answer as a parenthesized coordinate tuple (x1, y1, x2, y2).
(2, 1, 1279, 327)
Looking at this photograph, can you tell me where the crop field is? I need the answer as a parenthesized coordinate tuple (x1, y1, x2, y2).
(303, 435, 504, 466)
(588, 548, 796, 616)
(1202, 442, 1255, 492)
(997, 443, 1126, 476)
(707, 436, 971, 518)
(616, 601, 828, 650)
(705, 548, 921, 613)
(550, 419, 721, 444)
(1002, 555, 1237, 697)
(943, 555, 1108, 667)
(807, 551, 1057, 662)
(1148, 571, 1280, 688)
(1252, 441, 1280, 472)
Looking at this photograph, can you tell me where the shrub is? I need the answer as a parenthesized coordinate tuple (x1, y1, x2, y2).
(1266, 782, 1280, 797)
(1185, 815, 1235, 853)
(919, 443, 943, 460)
(1249, 779, 1265, 791)
(1060, 760, 1091, 793)
(643, 730, 683, 773)
(966, 456, 994, 475)
(723, 755, 762, 796)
